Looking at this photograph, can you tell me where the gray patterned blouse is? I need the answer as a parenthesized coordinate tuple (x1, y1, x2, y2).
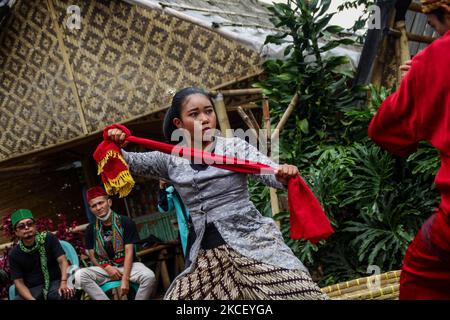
(122, 136, 309, 285)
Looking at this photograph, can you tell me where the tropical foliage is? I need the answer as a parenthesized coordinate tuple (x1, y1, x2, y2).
(250, 0, 440, 286)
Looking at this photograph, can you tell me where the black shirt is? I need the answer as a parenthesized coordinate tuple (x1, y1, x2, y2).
(9, 233, 64, 288)
(201, 223, 225, 249)
(85, 214, 140, 262)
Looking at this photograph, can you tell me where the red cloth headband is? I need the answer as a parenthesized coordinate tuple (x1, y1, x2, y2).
(86, 186, 107, 202)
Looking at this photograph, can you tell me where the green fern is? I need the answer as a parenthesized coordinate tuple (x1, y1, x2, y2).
(341, 143, 395, 208)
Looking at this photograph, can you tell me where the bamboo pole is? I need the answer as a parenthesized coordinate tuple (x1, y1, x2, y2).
(227, 103, 259, 112)
(394, 33, 403, 84)
(322, 271, 400, 292)
(158, 249, 171, 290)
(322, 270, 401, 291)
(261, 97, 281, 218)
(406, 32, 435, 44)
(262, 97, 271, 155)
(388, 28, 436, 44)
(46, 0, 88, 135)
(136, 244, 170, 257)
(371, 9, 396, 87)
(214, 93, 232, 138)
(173, 246, 185, 275)
(321, 270, 401, 295)
(269, 189, 280, 218)
(271, 93, 299, 141)
(395, 21, 411, 83)
(326, 276, 400, 298)
(245, 109, 261, 131)
(337, 283, 400, 300)
(236, 106, 259, 141)
(396, 21, 412, 62)
(376, 292, 400, 300)
(214, 21, 286, 32)
(371, 36, 388, 87)
(236, 106, 257, 131)
(395, 21, 411, 64)
(209, 88, 263, 97)
(0, 163, 44, 172)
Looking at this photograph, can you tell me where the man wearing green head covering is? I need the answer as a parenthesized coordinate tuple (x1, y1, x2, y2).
(8, 209, 75, 300)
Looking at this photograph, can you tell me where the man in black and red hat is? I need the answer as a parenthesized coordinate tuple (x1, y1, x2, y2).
(75, 186, 156, 300)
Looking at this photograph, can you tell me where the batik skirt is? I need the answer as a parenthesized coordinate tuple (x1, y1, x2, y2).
(164, 244, 328, 300)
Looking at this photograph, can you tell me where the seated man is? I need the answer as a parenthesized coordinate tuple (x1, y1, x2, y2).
(8, 209, 75, 300)
(76, 186, 156, 300)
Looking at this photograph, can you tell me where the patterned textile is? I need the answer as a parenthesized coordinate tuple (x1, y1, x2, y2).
(94, 212, 125, 267)
(165, 244, 328, 300)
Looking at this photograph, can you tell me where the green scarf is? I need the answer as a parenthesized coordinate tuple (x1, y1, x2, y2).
(19, 232, 50, 300)
(94, 212, 125, 267)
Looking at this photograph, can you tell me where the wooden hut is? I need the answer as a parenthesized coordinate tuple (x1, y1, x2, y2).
(356, 0, 439, 88)
(0, 0, 293, 246)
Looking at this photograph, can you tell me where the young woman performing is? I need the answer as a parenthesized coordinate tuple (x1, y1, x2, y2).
(106, 87, 328, 300)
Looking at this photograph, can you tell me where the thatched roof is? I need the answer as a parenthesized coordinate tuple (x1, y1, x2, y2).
(126, 0, 279, 58)
(0, 0, 268, 163)
(128, 0, 362, 64)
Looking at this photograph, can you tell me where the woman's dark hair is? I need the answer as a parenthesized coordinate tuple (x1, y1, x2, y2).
(162, 87, 215, 142)
(431, 7, 448, 23)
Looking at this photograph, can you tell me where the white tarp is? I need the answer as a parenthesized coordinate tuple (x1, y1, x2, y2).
(125, 0, 361, 70)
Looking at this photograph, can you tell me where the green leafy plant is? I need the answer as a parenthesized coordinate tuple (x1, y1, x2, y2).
(249, 0, 441, 286)
(248, 180, 273, 218)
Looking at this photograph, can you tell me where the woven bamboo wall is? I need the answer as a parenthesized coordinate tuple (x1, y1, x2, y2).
(0, 0, 261, 162)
